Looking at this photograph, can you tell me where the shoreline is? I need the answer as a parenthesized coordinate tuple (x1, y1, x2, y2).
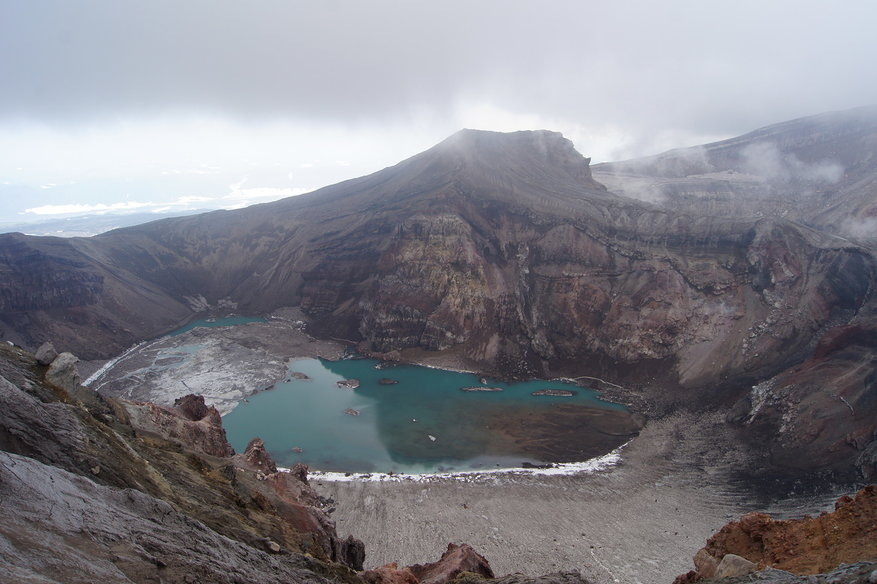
(316, 410, 846, 584)
(299, 441, 629, 483)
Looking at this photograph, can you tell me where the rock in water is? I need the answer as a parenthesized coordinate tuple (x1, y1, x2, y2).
(531, 389, 577, 397)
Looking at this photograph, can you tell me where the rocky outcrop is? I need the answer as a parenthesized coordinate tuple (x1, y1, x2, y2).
(674, 486, 877, 582)
(408, 543, 495, 584)
(0, 450, 355, 584)
(120, 394, 235, 458)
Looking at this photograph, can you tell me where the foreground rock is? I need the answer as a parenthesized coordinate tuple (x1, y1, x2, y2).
(0, 343, 363, 580)
(675, 485, 877, 582)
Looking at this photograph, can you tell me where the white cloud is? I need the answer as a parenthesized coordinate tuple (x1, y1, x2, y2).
(224, 181, 312, 206)
(24, 201, 154, 216)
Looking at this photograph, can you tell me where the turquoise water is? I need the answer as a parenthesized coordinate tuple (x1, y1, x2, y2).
(223, 357, 627, 474)
(169, 315, 266, 336)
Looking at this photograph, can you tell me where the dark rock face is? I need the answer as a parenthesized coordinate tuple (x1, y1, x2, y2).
(731, 319, 877, 479)
(0, 233, 104, 311)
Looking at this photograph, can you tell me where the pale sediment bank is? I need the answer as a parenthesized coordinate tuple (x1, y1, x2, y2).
(304, 443, 627, 483)
(316, 411, 832, 584)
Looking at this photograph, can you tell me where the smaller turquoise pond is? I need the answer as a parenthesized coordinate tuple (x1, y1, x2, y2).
(169, 316, 266, 336)
(223, 357, 636, 474)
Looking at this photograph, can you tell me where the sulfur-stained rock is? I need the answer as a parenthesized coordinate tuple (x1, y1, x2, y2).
(361, 562, 419, 584)
(676, 486, 877, 581)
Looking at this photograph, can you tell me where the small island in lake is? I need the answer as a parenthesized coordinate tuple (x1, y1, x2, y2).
(460, 386, 504, 392)
(336, 379, 360, 389)
(378, 378, 399, 385)
(531, 389, 578, 397)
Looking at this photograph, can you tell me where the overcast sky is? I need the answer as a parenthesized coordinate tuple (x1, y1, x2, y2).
(2, 0, 876, 227)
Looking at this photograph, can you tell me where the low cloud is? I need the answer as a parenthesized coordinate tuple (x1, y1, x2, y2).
(741, 142, 844, 184)
(841, 217, 877, 240)
(25, 201, 153, 215)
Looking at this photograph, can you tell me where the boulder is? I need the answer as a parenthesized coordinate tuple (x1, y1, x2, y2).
(714, 553, 756, 578)
(44, 352, 81, 393)
(34, 342, 58, 365)
(693, 548, 718, 579)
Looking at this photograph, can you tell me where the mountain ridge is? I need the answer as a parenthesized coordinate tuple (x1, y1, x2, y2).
(1, 113, 876, 477)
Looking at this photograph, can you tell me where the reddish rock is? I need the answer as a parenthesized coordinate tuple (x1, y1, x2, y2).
(676, 485, 877, 580)
(407, 543, 494, 584)
(361, 562, 419, 584)
(242, 437, 277, 473)
(174, 393, 211, 421)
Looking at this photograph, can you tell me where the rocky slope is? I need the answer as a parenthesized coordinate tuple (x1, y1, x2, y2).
(0, 343, 589, 584)
(1, 116, 876, 478)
